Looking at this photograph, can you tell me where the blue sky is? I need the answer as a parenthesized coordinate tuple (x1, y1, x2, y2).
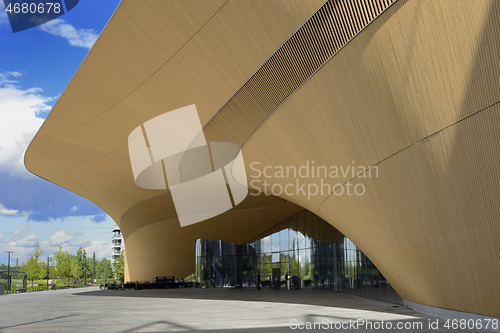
(0, 0, 122, 263)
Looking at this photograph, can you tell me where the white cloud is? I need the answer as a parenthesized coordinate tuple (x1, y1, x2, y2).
(70, 239, 91, 247)
(49, 230, 77, 246)
(7, 71, 22, 77)
(0, 72, 51, 176)
(0, 225, 37, 259)
(18, 234, 39, 247)
(0, 204, 19, 216)
(40, 19, 98, 49)
(85, 240, 111, 260)
(0, 246, 32, 262)
(70, 206, 78, 212)
(10, 224, 32, 241)
(0, 216, 116, 262)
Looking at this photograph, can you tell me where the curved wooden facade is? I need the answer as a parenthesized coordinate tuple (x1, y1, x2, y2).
(25, 0, 500, 317)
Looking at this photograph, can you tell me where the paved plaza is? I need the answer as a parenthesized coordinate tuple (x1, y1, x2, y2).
(0, 287, 488, 332)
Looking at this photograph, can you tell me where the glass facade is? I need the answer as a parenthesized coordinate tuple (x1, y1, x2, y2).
(195, 210, 403, 304)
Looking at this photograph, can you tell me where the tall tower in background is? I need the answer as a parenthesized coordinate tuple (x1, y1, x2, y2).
(111, 226, 124, 265)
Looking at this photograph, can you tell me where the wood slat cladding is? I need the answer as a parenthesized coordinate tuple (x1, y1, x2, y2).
(203, 0, 396, 144)
(241, 0, 500, 317)
(118, 0, 398, 278)
(24, 0, 327, 287)
(25, 0, 324, 222)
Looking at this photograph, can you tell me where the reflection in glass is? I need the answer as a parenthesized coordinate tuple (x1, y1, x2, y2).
(297, 211, 306, 249)
(262, 235, 271, 253)
(195, 210, 402, 304)
(279, 228, 288, 252)
(271, 230, 280, 252)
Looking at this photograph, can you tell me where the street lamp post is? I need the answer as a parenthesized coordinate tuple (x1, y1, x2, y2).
(5, 251, 14, 292)
(46, 256, 50, 290)
(84, 257, 87, 286)
(67, 256, 70, 287)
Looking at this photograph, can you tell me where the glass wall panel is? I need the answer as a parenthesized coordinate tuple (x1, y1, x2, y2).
(297, 211, 306, 249)
(298, 249, 306, 282)
(195, 210, 402, 304)
(262, 235, 271, 253)
(303, 248, 311, 286)
(288, 216, 296, 251)
(305, 211, 313, 249)
(271, 229, 280, 253)
(279, 228, 288, 252)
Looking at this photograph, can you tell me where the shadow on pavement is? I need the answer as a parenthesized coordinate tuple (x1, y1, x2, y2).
(75, 288, 409, 316)
(117, 315, 440, 333)
(0, 314, 79, 330)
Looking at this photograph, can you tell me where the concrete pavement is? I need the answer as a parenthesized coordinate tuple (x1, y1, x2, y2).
(0, 287, 489, 332)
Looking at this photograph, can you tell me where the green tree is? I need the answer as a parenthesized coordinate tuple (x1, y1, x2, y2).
(97, 258, 113, 281)
(75, 247, 88, 280)
(304, 261, 311, 279)
(53, 245, 76, 283)
(47, 258, 57, 281)
(91, 252, 96, 281)
(23, 243, 45, 285)
(113, 251, 125, 281)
